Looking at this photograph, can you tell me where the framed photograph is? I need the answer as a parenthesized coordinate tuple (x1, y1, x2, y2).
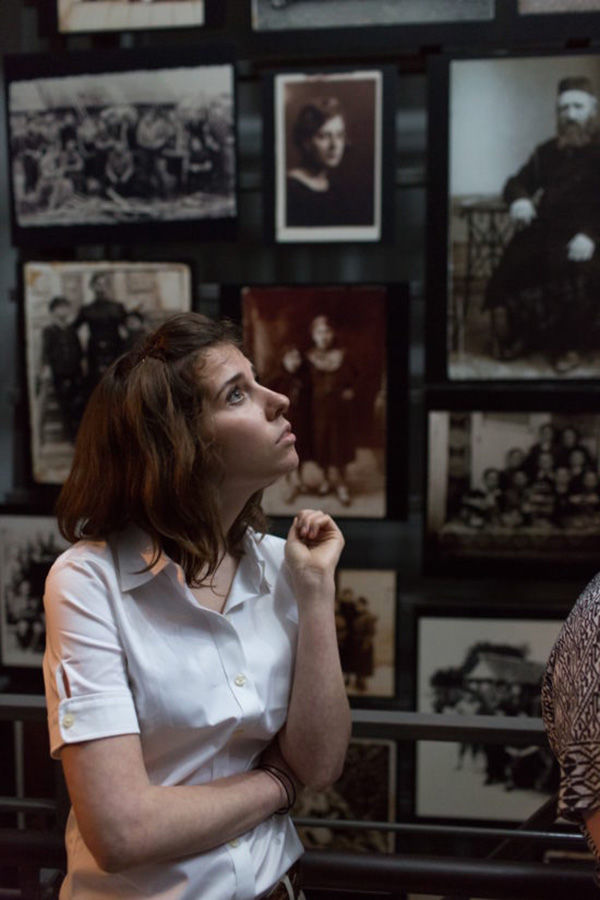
(336, 569, 396, 700)
(0, 514, 68, 669)
(415, 607, 562, 822)
(293, 737, 396, 852)
(4, 47, 237, 247)
(23, 260, 192, 484)
(425, 391, 600, 574)
(250, 1, 499, 57)
(55, 0, 210, 33)
(239, 284, 409, 519)
(510, 0, 600, 41)
(264, 67, 395, 244)
(427, 50, 600, 382)
(518, 0, 600, 12)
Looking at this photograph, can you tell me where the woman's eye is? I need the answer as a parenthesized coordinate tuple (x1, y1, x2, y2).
(227, 385, 245, 404)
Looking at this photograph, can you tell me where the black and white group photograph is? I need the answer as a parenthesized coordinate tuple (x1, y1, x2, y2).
(443, 53, 600, 380)
(23, 260, 192, 484)
(336, 569, 396, 699)
(426, 409, 600, 568)
(56, 0, 205, 33)
(273, 70, 384, 243)
(6, 55, 236, 242)
(293, 738, 396, 853)
(252, 0, 495, 31)
(519, 0, 600, 12)
(0, 515, 67, 669)
(241, 285, 389, 517)
(416, 612, 562, 821)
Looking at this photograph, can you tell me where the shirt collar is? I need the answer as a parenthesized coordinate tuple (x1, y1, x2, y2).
(112, 524, 271, 597)
(112, 524, 172, 592)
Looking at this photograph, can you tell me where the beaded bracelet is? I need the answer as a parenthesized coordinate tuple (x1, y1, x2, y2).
(257, 763, 297, 815)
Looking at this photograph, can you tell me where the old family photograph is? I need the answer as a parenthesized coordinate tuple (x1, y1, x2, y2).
(427, 410, 600, 566)
(24, 261, 192, 483)
(8, 61, 235, 234)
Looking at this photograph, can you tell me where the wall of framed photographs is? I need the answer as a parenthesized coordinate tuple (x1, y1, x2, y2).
(1, 0, 600, 872)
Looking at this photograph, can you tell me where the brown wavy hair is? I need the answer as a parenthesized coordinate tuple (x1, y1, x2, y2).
(55, 312, 267, 584)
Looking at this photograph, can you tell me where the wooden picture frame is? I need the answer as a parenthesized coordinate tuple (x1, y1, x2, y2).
(263, 66, 395, 244)
(4, 46, 237, 247)
(426, 49, 600, 383)
(22, 259, 192, 484)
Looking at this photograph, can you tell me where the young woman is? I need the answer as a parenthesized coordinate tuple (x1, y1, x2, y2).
(43, 312, 351, 899)
(286, 97, 349, 228)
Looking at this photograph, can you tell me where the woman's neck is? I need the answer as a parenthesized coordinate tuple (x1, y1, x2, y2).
(288, 167, 330, 192)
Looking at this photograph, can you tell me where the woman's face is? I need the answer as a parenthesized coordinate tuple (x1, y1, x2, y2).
(201, 344, 298, 495)
(304, 114, 346, 171)
(311, 319, 334, 350)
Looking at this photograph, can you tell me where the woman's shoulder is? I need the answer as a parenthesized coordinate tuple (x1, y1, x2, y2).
(47, 537, 114, 584)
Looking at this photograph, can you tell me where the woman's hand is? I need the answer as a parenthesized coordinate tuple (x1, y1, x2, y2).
(284, 509, 344, 592)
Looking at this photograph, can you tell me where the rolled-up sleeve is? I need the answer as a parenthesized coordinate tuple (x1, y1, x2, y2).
(43, 553, 139, 758)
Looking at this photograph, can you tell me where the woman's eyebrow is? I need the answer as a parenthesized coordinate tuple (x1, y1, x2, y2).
(214, 365, 258, 400)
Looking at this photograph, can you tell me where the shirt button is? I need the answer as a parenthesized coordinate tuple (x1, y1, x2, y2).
(229, 839, 239, 848)
(234, 674, 247, 687)
(63, 713, 75, 729)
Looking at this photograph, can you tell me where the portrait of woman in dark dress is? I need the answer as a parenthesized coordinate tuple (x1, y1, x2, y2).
(285, 96, 351, 228)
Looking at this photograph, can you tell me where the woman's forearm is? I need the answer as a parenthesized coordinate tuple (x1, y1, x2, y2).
(278, 578, 351, 789)
(61, 736, 287, 874)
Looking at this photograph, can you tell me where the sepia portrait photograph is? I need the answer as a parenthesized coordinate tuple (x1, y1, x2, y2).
(0, 515, 68, 668)
(519, 0, 600, 12)
(441, 52, 600, 380)
(23, 260, 192, 484)
(416, 611, 562, 821)
(5, 50, 236, 245)
(336, 569, 396, 699)
(252, 0, 495, 31)
(57, 0, 205, 33)
(272, 69, 386, 243)
(293, 737, 396, 853)
(242, 285, 389, 518)
(426, 407, 600, 570)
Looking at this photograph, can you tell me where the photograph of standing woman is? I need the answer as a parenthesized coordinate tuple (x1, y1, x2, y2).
(242, 285, 388, 518)
(274, 70, 384, 242)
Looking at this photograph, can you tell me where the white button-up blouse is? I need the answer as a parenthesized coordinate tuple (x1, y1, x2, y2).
(43, 525, 304, 899)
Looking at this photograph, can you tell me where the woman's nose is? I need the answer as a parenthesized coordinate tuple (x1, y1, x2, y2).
(266, 388, 289, 418)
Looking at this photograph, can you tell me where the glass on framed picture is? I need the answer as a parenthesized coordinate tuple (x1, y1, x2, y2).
(415, 609, 562, 822)
(293, 737, 396, 853)
(336, 569, 396, 699)
(0, 515, 68, 669)
(23, 260, 192, 484)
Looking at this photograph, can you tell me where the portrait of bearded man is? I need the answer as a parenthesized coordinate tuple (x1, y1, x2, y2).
(484, 75, 600, 373)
